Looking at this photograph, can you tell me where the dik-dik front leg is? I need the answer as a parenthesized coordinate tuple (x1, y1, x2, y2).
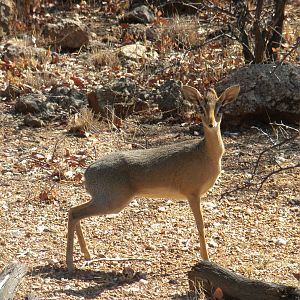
(188, 196, 209, 260)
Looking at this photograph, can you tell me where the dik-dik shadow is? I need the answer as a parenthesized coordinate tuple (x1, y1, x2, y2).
(29, 262, 141, 299)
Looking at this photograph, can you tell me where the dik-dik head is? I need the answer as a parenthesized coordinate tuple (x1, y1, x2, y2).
(182, 85, 240, 129)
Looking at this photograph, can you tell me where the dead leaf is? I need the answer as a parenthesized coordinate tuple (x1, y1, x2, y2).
(70, 76, 84, 88)
(39, 191, 49, 201)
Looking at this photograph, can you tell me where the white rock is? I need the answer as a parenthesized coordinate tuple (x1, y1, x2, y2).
(208, 239, 218, 248)
(158, 206, 166, 212)
(275, 238, 287, 246)
(119, 43, 158, 61)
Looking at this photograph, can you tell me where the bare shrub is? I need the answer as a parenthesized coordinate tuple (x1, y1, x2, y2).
(89, 49, 120, 68)
(67, 107, 102, 134)
(160, 15, 204, 50)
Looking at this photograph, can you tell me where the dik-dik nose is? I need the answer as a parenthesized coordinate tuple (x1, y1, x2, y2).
(207, 117, 218, 128)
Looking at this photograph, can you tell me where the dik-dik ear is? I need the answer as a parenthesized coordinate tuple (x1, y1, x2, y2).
(181, 85, 202, 104)
(219, 85, 240, 106)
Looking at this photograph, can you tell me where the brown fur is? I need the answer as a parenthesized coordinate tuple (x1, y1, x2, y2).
(66, 84, 240, 271)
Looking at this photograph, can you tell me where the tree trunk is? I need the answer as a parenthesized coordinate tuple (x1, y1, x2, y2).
(266, 0, 287, 61)
(253, 0, 266, 63)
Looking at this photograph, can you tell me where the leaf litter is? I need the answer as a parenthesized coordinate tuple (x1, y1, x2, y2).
(0, 1, 299, 299)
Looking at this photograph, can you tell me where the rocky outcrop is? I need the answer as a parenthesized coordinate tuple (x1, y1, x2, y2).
(87, 78, 149, 119)
(42, 18, 90, 50)
(155, 79, 191, 118)
(15, 94, 48, 114)
(120, 5, 156, 24)
(14, 87, 87, 127)
(216, 63, 300, 124)
(2, 37, 48, 61)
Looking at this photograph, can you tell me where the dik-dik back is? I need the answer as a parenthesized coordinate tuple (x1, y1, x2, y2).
(84, 138, 220, 204)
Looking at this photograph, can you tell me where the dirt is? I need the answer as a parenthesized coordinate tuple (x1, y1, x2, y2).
(0, 106, 299, 299)
(0, 1, 299, 299)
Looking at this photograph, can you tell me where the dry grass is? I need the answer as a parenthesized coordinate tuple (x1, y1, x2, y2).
(163, 15, 204, 49)
(67, 107, 102, 134)
(89, 49, 120, 68)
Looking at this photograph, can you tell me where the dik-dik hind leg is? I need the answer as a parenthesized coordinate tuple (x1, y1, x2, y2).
(188, 196, 209, 261)
(66, 201, 97, 271)
(76, 222, 91, 259)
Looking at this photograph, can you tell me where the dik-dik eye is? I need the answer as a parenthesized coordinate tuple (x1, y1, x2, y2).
(198, 105, 205, 115)
(215, 105, 222, 116)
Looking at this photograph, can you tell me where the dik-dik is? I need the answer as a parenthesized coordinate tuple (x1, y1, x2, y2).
(66, 84, 240, 271)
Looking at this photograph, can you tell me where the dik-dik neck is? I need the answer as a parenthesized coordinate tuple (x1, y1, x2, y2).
(203, 124, 225, 161)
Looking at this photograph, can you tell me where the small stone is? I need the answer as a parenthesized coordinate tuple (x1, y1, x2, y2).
(289, 197, 300, 206)
(122, 267, 135, 279)
(168, 279, 178, 284)
(120, 5, 156, 24)
(130, 199, 139, 207)
(119, 43, 158, 61)
(158, 206, 166, 212)
(205, 202, 217, 209)
(275, 238, 287, 246)
(245, 208, 252, 215)
(208, 239, 218, 248)
(47, 258, 59, 265)
(180, 239, 190, 249)
(139, 279, 148, 285)
(145, 243, 156, 251)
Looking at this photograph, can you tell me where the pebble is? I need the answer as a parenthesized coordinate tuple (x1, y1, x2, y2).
(139, 279, 148, 285)
(245, 208, 252, 215)
(158, 206, 166, 212)
(208, 239, 218, 248)
(275, 238, 287, 246)
(204, 202, 217, 209)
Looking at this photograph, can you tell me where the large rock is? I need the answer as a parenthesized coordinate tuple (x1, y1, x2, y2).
(1, 84, 21, 100)
(129, 0, 199, 16)
(23, 114, 45, 128)
(15, 94, 48, 114)
(155, 79, 191, 118)
(14, 87, 87, 120)
(3, 37, 48, 61)
(216, 63, 300, 124)
(88, 78, 149, 118)
(42, 18, 89, 49)
(0, 0, 16, 34)
(47, 86, 87, 112)
(120, 5, 156, 24)
(121, 24, 159, 43)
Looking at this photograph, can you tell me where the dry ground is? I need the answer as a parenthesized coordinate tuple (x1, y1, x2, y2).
(0, 103, 299, 299)
(0, 2, 300, 299)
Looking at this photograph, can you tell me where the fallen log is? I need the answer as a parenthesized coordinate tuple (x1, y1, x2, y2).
(188, 261, 300, 300)
(0, 263, 28, 300)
